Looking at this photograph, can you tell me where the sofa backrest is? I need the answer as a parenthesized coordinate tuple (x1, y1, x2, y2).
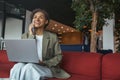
(0, 50, 15, 78)
(61, 51, 103, 80)
(0, 50, 9, 63)
(102, 53, 120, 80)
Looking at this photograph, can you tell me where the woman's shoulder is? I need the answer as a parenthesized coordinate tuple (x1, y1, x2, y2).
(44, 30, 57, 36)
(21, 32, 34, 39)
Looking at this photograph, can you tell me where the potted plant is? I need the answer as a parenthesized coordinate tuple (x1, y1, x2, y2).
(71, 0, 120, 52)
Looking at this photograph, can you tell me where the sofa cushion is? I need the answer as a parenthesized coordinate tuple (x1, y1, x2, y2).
(48, 73, 98, 80)
(102, 53, 120, 80)
(60, 51, 102, 80)
(0, 63, 14, 78)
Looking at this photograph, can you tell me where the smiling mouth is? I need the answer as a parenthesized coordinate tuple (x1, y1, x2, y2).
(35, 22, 41, 25)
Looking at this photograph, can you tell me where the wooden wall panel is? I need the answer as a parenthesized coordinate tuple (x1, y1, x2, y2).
(61, 32, 83, 44)
(45, 20, 83, 44)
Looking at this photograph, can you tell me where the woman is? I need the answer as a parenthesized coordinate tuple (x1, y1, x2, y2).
(10, 8, 70, 80)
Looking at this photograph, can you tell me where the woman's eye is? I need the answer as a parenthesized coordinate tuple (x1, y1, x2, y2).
(33, 16, 44, 19)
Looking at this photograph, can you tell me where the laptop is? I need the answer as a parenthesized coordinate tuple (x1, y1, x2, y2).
(4, 39, 39, 63)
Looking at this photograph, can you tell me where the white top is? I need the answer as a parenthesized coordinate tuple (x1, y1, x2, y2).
(36, 35, 43, 61)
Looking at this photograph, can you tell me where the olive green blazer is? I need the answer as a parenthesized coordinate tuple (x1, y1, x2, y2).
(21, 30, 71, 79)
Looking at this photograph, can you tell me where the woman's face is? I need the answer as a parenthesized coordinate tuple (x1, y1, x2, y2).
(32, 12, 48, 28)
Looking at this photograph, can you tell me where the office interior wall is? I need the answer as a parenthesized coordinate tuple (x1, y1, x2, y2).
(0, 19, 2, 37)
(0, 13, 3, 37)
(25, 10, 31, 33)
(4, 17, 23, 39)
(103, 19, 115, 52)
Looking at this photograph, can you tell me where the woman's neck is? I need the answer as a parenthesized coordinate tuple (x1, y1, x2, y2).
(35, 28, 44, 35)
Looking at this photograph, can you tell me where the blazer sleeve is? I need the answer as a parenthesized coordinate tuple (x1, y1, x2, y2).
(43, 34, 62, 67)
(21, 32, 34, 39)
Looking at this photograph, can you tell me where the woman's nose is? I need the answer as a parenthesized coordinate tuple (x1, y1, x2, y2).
(35, 17, 40, 21)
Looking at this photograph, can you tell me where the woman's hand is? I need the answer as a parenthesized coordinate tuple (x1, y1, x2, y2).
(29, 23, 34, 35)
(39, 60, 43, 64)
(39, 60, 46, 65)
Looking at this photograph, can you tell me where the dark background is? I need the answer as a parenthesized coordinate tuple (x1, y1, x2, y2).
(4, 0, 120, 27)
(5, 0, 75, 27)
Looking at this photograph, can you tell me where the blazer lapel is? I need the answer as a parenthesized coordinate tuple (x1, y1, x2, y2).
(42, 31, 50, 58)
